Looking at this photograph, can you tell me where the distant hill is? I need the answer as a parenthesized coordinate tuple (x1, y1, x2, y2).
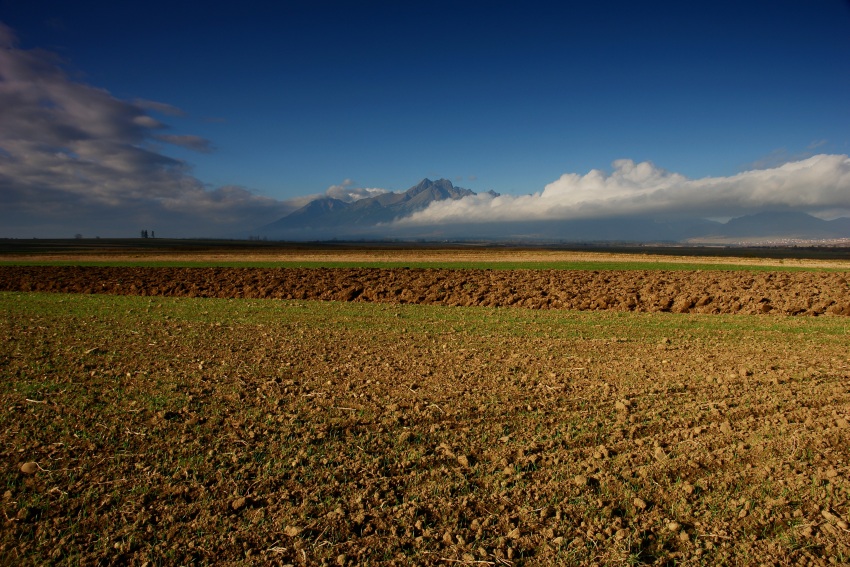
(688, 211, 850, 243)
(716, 211, 850, 239)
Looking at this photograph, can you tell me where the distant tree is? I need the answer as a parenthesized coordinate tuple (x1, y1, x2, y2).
(141, 230, 148, 238)
(74, 233, 83, 240)
(151, 230, 155, 239)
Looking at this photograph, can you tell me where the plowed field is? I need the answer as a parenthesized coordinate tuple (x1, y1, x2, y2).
(2, 253, 850, 566)
(1, 265, 849, 316)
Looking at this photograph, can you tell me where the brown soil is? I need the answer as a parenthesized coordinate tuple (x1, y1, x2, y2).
(2, 266, 850, 316)
(2, 262, 850, 566)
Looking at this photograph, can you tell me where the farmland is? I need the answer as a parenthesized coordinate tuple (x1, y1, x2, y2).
(1, 243, 849, 565)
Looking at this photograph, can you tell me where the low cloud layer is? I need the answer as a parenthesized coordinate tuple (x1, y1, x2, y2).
(394, 155, 850, 226)
(0, 22, 292, 238)
(325, 179, 389, 202)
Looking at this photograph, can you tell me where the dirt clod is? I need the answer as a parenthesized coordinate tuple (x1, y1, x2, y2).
(284, 525, 303, 537)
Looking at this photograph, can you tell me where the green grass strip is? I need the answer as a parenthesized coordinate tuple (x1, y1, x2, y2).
(3, 292, 847, 343)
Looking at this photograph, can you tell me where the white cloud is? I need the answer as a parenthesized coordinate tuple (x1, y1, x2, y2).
(395, 155, 850, 226)
(325, 178, 388, 202)
(0, 22, 293, 237)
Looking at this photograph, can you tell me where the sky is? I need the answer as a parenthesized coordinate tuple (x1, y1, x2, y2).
(1, 0, 850, 238)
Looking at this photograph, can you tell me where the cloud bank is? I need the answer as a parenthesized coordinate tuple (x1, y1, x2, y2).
(394, 155, 850, 226)
(0, 22, 292, 238)
(324, 179, 389, 202)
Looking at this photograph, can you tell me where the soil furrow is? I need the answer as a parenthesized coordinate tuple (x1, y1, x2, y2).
(2, 266, 849, 316)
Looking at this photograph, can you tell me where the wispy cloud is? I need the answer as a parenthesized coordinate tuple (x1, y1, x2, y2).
(394, 155, 850, 226)
(133, 99, 186, 117)
(155, 134, 214, 153)
(744, 141, 833, 171)
(0, 21, 292, 237)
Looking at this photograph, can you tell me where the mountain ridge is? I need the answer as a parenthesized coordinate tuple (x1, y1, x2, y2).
(259, 178, 476, 236)
(718, 211, 849, 238)
(257, 182, 850, 243)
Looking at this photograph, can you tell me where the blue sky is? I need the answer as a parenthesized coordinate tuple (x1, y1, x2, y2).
(1, 0, 850, 237)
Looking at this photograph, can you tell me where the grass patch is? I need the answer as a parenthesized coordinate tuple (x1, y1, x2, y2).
(5, 292, 847, 341)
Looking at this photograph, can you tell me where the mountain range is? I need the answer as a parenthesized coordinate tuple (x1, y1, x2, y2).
(257, 179, 850, 243)
(259, 179, 481, 238)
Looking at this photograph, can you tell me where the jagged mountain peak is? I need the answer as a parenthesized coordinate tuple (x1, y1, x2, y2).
(406, 178, 473, 202)
(410, 178, 454, 191)
(258, 178, 477, 236)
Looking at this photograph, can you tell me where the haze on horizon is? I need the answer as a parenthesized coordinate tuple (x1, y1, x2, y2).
(1, 1, 849, 239)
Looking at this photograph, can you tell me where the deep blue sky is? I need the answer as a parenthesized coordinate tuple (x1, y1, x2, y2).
(2, 0, 850, 237)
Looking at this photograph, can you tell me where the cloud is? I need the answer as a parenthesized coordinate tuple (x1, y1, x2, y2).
(133, 99, 185, 117)
(0, 22, 15, 46)
(745, 140, 832, 172)
(394, 155, 850, 226)
(0, 21, 292, 237)
(325, 178, 388, 202)
(156, 134, 214, 153)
